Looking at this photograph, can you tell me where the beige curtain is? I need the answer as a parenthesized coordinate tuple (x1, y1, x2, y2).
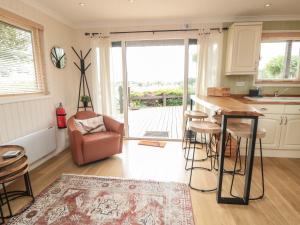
(195, 30, 223, 97)
(91, 38, 112, 115)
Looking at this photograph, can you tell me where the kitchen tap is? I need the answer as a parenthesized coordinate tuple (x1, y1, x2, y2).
(274, 88, 290, 97)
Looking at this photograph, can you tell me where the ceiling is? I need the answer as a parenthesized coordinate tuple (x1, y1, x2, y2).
(23, 0, 300, 28)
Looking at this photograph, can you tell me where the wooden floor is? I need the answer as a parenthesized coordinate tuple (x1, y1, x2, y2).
(6, 141, 300, 225)
(128, 106, 183, 140)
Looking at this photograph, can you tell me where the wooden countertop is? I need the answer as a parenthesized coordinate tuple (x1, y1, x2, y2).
(191, 95, 263, 116)
(233, 96, 300, 105)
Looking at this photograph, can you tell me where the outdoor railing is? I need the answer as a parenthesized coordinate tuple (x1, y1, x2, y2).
(130, 94, 182, 107)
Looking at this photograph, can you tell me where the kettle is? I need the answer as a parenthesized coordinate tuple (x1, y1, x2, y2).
(249, 87, 261, 97)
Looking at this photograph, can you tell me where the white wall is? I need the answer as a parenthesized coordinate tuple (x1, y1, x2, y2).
(0, 0, 78, 152)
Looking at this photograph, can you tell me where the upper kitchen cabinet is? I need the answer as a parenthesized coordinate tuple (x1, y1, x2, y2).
(225, 22, 262, 75)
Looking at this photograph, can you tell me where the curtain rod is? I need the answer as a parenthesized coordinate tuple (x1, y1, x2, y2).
(110, 27, 228, 35)
(84, 27, 228, 37)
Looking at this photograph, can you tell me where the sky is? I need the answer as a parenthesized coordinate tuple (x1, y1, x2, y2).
(126, 45, 184, 83)
(110, 44, 198, 85)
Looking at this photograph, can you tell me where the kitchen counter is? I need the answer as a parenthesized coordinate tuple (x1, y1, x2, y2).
(190, 95, 263, 205)
(190, 95, 263, 116)
(232, 95, 300, 105)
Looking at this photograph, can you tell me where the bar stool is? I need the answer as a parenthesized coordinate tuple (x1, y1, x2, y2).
(211, 114, 246, 174)
(212, 114, 242, 158)
(187, 121, 221, 192)
(183, 110, 208, 163)
(227, 122, 266, 200)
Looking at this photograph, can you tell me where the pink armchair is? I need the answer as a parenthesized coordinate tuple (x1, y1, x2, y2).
(67, 111, 124, 166)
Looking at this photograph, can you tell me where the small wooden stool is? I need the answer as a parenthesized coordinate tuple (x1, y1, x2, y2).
(227, 123, 266, 200)
(187, 121, 221, 192)
(0, 145, 34, 222)
(182, 110, 208, 161)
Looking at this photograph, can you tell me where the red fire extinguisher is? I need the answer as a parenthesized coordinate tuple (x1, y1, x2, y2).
(56, 103, 67, 129)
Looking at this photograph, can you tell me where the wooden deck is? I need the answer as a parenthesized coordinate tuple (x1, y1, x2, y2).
(128, 106, 183, 140)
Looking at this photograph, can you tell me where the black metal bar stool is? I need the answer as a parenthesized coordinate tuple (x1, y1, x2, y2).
(187, 121, 221, 192)
(227, 122, 266, 200)
(212, 114, 243, 157)
(212, 114, 245, 173)
(182, 110, 208, 168)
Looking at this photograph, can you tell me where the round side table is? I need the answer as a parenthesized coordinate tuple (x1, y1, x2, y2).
(0, 145, 34, 223)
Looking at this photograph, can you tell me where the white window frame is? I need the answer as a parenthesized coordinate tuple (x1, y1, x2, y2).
(0, 7, 47, 98)
(255, 31, 300, 86)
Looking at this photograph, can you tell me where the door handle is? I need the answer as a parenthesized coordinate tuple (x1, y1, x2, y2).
(285, 116, 288, 125)
(260, 107, 267, 111)
(254, 60, 259, 71)
(280, 116, 283, 125)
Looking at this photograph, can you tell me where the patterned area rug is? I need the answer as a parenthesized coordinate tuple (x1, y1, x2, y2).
(8, 174, 194, 225)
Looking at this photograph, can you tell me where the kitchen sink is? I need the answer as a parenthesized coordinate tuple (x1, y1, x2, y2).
(244, 96, 300, 102)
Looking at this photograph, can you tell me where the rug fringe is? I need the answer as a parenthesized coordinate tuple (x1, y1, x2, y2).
(62, 173, 188, 185)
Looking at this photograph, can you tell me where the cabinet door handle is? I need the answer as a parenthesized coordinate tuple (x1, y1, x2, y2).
(260, 107, 267, 111)
(285, 116, 288, 125)
(280, 116, 283, 125)
(254, 61, 259, 71)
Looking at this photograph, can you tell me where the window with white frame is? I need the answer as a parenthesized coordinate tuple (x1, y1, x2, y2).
(0, 11, 46, 96)
(257, 33, 300, 82)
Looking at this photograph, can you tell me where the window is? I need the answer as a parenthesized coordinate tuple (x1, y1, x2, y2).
(258, 35, 300, 83)
(0, 9, 46, 96)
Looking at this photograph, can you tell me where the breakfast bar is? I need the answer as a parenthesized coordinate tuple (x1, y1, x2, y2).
(190, 95, 263, 205)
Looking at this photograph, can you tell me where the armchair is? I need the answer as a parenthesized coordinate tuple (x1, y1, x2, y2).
(67, 111, 124, 166)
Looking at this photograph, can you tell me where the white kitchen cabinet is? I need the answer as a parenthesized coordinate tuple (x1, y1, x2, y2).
(279, 115, 300, 150)
(251, 104, 300, 153)
(258, 114, 282, 149)
(251, 104, 285, 114)
(225, 22, 262, 75)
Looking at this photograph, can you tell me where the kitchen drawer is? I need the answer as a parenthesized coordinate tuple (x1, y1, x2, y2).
(284, 105, 300, 115)
(251, 104, 285, 114)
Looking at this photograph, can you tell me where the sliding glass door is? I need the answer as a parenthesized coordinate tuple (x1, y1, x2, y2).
(110, 38, 198, 140)
(110, 42, 124, 123)
(125, 40, 185, 140)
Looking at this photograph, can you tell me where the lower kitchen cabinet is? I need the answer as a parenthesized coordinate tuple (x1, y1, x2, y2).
(252, 104, 300, 151)
(279, 115, 300, 150)
(258, 114, 282, 149)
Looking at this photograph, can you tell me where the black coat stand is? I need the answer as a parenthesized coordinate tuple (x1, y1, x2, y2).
(72, 47, 94, 112)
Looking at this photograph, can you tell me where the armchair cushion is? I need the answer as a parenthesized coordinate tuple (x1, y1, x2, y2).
(74, 115, 106, 135)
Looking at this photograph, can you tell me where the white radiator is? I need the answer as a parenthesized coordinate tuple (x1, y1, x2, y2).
(5, 127, 57, 164)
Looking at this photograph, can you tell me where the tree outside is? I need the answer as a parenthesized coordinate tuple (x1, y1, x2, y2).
(260, 55, 299, 79)
(0, 21, 36, 88)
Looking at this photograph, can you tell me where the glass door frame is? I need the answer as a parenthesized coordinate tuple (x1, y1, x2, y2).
(112, 33, 198, 139)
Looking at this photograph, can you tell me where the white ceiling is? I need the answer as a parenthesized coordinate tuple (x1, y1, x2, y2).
(23, 0, 300, 28)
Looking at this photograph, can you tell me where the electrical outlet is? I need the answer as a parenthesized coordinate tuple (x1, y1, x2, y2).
(236, 81, 245, 87)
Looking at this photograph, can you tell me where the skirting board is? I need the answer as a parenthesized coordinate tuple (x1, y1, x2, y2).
(263, 150, 300, 158)
(238, 148, 300, 158)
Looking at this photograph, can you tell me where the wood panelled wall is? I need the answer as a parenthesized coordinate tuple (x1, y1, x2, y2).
(0, 97, 54, 144)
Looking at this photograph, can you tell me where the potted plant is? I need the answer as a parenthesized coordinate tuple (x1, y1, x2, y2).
(81, 95, 91, 108)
